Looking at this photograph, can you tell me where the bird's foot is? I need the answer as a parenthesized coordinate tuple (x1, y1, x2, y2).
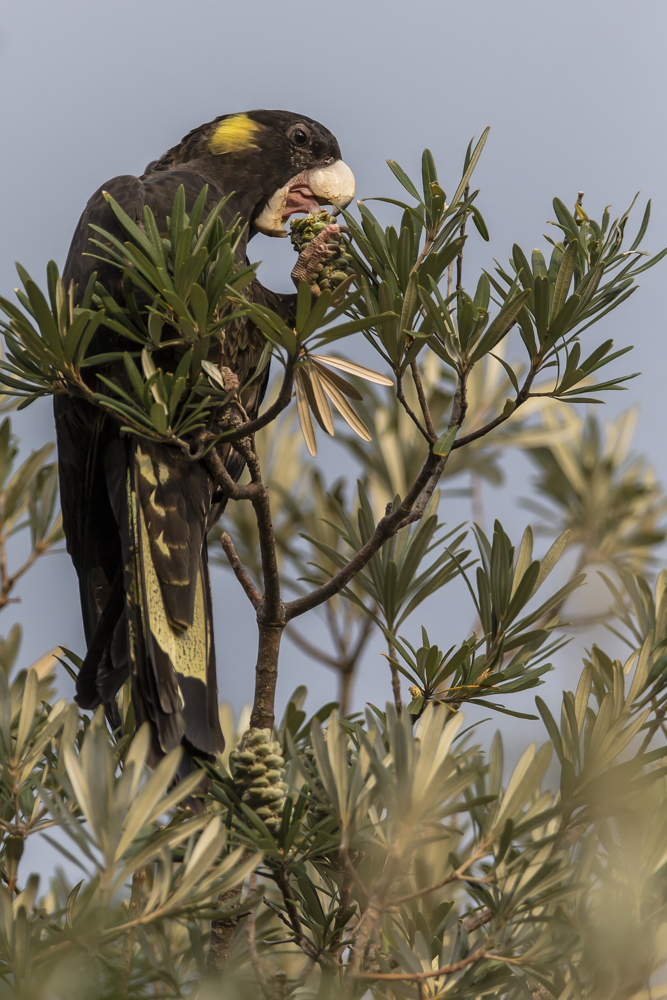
(291, 223, 341, 296)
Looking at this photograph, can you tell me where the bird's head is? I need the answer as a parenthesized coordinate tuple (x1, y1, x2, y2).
(155, 110, 355, 238)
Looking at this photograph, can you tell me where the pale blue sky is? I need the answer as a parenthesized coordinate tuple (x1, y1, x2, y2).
(1, 0, 666, 737)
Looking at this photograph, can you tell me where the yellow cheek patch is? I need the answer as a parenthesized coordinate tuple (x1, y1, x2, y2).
(208, 113, 262, 155)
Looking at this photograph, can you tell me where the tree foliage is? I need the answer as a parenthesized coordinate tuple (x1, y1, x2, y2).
(0, 133, 665, 998)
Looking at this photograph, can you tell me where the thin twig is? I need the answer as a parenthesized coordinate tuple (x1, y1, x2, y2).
(285, 447, 442, 621)
(286, 625, 342, 670)
(389, 844, 491, 905)
(462, 908, 494, 933)
(220, 532, 262, 609)
(410, 360, 437, 442)
(396, 370, 431, 442)
(234, 439, 282, 621)
(352, 943, 487, 981)
(451, 358, 538, 451)
(263, 888, 321, 964)
(397, 455, 447, 529)
(203, 446, 262, 502)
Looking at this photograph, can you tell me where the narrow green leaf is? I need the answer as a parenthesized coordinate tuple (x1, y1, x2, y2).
(432, 426, 458, 457)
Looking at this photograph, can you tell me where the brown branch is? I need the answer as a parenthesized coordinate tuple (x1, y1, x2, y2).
(0, 516, 49, 611)
(395, 359, 469, 535)
(352, 943, 487, 981)
(220, 533, 262, 609)
(284, 449, 442, 621)
(452, 359, 538, 451)
(389, 843, 491, 906)
(338, 614, 374, 715)
(286, 625, 342, 670)
(396, 370, 431, 443)
(451, 411, 507, 450)
(235, 439, 281, 618)
(225, 438, 286, 731)
(206, 849, 254, 973)
(397, 455, 447, 529)
(286, 613, 374, 714)
(339, 670, 354, 717)
(395, 350, 471, 531)
(250, 621, 285, 731)
(273, 869, 326, 965)
(410, 361, 437, 441)
(203, 446, 262, 501)
(462, 908, 494, 933)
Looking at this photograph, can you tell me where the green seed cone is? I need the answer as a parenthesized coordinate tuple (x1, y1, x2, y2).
(289, 212, 355, 284)
(230, 727, 287, 830)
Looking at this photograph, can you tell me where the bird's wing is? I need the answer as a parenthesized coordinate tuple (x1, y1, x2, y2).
(54, 393, 129, 723)
(60, 170, 226, 756)
(62, 174, 145, 296)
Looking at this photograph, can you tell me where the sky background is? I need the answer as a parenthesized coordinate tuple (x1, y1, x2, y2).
(1, 0, 667, 784)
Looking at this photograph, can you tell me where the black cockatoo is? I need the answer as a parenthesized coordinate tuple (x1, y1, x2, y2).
(56, 110, 355, 766)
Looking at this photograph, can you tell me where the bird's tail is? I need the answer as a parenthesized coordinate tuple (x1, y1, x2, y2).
(75, 437, 224, 763)
(121, 440, 225, 762)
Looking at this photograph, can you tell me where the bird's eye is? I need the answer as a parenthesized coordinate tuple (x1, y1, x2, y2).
(292, 128, 308, 147)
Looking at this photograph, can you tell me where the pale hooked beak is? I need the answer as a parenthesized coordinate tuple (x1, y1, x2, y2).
(254, 159, 356, 237)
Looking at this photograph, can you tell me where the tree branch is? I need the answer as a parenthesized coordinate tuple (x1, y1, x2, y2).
(220, 532, 262, 609)
(352, 944, 487, 982)
(284, 449, 442, 621)
(285, 625, 342, 670)
(410, 360, 437, 442)
(396, 370, 431, 443)
(389, 843, 491, 905)
(221, 437, 286, 731)
(267, 869, 327, 965)
(463, 908, 494, 933)
(397, 455, 447, 529)
(235, 439, 281, 621)
(206, 849, 255, 973)
(203, 446, 262, 502)
(452, 358, 538, 451)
